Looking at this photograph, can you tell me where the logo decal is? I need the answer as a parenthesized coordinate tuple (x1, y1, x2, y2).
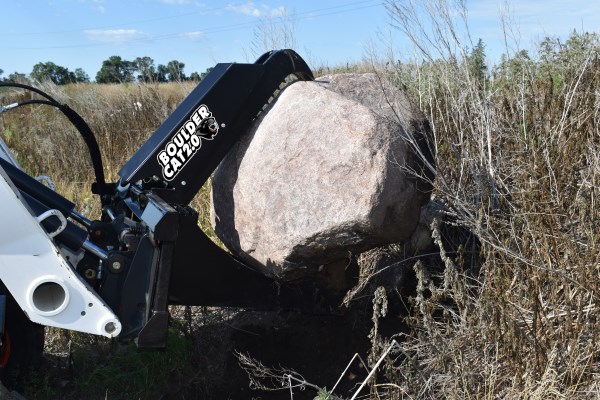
(157, 104, 219, 181)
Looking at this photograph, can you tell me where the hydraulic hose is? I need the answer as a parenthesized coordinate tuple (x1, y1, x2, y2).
(0, 82, 107, 194)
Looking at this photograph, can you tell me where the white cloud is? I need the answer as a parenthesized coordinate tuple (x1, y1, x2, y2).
(227, 2, 260, 17)
(266, 6, 286, 18)
(84, 29, 145, 42)
(180, 31, 203, 40)
(75, 0, 106, 13)
(226, 2, 286, 18)
(159, 0, 207, 10)
(160, 0, 191, 4)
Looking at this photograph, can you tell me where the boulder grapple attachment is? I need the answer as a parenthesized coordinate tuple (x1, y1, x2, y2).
(0, 50, 342, 354)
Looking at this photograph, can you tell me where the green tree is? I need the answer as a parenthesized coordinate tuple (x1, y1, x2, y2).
(165, 60, 186, 82)
(6, 72, 30, 84)
(539, 31, 600, 69)
(539, 36, 561, 64)
(188, 72, 201, 81)
(96, 56, 135, 83)
(467, 38, 487, 86)
(0, 68, 3, 80)
(134, 56, 156, 82)
(561, 30, 600, 65)
(156, 64, 169, 82)
(31, 61, 74, 85)
(73, 68, 90, 83)
(493, 50, 533, 86)
(199, 67, 214, 80)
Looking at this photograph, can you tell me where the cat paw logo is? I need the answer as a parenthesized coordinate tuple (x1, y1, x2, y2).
(157, 104, 219, 181)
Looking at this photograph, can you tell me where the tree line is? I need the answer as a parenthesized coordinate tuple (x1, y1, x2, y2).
(0, 56, 211, 85)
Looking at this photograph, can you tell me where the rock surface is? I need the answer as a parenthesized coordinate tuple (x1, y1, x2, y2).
(0, 383, 26, 399)
(211, 73, 435, 280)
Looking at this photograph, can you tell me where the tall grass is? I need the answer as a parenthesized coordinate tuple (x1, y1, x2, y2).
(0, 81, 215, 234)
(366, 0, 600, 397)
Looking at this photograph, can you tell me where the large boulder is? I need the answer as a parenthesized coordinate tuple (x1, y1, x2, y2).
(211, 73, 435, 281)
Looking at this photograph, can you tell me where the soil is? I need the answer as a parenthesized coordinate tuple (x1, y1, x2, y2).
(188, 299, 408, 399)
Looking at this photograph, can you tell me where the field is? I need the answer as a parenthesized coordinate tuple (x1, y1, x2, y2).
(1, 4, 600, 399)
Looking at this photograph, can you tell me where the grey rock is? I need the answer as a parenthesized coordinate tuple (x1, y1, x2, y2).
(211, 73, 435, 280)
(0, 382, 27, 399)
(405, 198, 447, 254)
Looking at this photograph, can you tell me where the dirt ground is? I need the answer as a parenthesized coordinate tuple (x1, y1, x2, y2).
(190, 306, 403, 399)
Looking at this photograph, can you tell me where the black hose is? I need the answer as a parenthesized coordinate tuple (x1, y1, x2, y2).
(7, 99, 57, 108)
(0, 82, 107, 193)
(0, 82, 60, 104)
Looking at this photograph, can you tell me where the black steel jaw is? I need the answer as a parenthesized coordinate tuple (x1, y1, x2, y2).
(118, 49, 314, 206)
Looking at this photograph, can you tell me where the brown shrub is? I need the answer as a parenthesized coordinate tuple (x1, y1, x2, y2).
(367, 1, 600, 398)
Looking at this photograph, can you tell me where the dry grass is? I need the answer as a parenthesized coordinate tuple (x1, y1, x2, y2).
(357, 0, 600, 398)
(0, 81, 216, 233)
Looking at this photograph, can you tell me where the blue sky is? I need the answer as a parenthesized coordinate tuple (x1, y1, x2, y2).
(1, 0, 599, 80)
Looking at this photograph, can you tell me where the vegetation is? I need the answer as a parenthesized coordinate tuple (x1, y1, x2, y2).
(368, 0, 600, 398)
(30, 62, 90, 85)
(0, 1, 599, 397)
(1, 56, 202, 85)
(0, 80, 217, 232)
(24, 328, 195, 399)
(95, 56, 194, 84)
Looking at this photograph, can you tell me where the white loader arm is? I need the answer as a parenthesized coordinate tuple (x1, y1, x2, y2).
(0, 168, 121, 337)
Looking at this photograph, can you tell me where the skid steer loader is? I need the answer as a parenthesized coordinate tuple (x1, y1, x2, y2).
(0, 50, 339, 387)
